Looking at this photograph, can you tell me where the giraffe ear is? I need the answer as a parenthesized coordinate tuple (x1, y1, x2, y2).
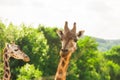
(56, 30, 64, 38)
(77, 30, 85, 38)
(6, 43, 10, 48)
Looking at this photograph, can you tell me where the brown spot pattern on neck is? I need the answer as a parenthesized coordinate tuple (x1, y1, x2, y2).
(5, 73, 8, 78)
(55, 52, 72, 80)
(4, 48, 8, 53)
(4, 54, 8, 59)
(5, 61, 8, 67)
(3, 48, 10, 80)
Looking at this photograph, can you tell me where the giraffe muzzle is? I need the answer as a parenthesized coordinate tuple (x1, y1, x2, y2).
(61, 49, 68, 53)
(23, 55, 30, 62)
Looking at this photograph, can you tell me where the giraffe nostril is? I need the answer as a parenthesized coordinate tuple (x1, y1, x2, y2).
(61, 49, 68, 52)
(24, 55, 30, 62)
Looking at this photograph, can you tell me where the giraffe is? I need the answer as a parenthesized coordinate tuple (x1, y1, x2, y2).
(55, 21, 84, 80)
(2, 42, 30, 80)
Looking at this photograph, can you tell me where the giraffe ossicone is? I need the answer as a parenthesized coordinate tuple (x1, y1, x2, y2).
(3, 42, 30, 80)
(55, 21, 84, 80)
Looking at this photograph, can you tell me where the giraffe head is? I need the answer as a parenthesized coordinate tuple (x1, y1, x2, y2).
(5, 42, 30, 62)
(57, 21, 84, 56)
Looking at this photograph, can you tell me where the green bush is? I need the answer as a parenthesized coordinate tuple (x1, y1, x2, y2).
(17, 63, 42, 80)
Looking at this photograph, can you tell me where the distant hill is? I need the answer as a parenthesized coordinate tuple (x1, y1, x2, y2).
(95, 38, 120, 51)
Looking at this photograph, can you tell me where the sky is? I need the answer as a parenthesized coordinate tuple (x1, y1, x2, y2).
(0, 0, 120, 40)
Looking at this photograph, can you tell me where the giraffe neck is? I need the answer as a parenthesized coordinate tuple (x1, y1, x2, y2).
(55, 52, 72, 80)
(3, 48, 11, 80)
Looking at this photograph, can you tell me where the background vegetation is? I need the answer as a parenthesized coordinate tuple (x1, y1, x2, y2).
(0, 20, 120, 80)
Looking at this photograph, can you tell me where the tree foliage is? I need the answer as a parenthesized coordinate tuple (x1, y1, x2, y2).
(38, 25, 61, 76)
(0, 21, 120, 80)
(67, 36, 110, 80)
(17, 63, 42, 80)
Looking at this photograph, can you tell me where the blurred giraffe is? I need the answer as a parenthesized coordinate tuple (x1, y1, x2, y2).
(55, 21, 84, 80)
(3, 42, 30, 80)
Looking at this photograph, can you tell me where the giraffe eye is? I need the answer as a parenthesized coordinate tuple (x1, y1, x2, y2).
(14, 49, 18, 51)
(60, 38, 63, 41)
(74, 39, 78, 42)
